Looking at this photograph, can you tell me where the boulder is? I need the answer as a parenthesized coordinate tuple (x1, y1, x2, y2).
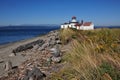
(51, 56, 61, 63)
(22, 67, 46, 80)
(56, 40, 61, 44)
(9, 53, 16, 57)
(49, 45, 60, 57)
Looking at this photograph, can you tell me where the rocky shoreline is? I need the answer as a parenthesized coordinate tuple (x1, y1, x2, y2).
(0, 30, 66, 80)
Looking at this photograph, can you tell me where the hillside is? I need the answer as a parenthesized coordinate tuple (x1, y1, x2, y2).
(0, 28, 120, 80)
(49, 28, 120, 80)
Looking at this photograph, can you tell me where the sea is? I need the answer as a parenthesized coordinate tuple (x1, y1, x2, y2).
(0, 26, 60, 45)
(0, 26, 119, 45)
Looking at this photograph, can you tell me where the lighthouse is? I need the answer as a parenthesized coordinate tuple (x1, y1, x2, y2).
(71, 16, 77, 23)
(61, 16, 94, 30)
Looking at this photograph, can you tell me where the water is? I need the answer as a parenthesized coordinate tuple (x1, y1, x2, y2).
(0, 26, 119, 45)
(0, 26, 60, 45)
(95, 26, 120, 29)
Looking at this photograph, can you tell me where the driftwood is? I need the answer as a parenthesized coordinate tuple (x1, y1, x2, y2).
(4, 60, 12, 71)
(12, 40, 44, 53)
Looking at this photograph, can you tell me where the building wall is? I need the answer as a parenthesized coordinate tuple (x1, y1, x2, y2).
(61, 24, 69, 29)
(61, 23, 94, 30)
(69, 23, 76, 28)
(61, 25, 64, 28)
(80, 24, 94, 30)
(76, 26, 80, 29)
(65, 24, 69, 28)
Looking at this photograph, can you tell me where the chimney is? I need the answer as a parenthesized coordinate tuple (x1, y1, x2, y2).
(81, 20, 83, 24)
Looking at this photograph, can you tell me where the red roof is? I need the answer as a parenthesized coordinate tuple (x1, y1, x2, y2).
(83, 22, 92, 26)
(75, 23, 82, 26)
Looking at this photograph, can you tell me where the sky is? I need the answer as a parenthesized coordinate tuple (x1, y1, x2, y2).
(0, 0, 120, 26)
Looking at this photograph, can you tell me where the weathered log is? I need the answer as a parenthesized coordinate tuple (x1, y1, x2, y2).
(12, 40, 44, 53)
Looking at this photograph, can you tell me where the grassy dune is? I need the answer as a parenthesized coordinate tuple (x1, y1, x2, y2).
(50, 28, 120, 80)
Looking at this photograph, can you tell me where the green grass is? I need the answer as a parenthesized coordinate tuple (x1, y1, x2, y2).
(50, 28, 120, 80)
(99, 62, 120, 80)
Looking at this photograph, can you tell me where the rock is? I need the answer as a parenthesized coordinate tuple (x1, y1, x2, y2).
(38, 41, 50, 51)
(46, 57, 52, 66)
(47, 57, 52, 62)
(38, 47, 44, 51)
(9, 53, 16, 57)
(38, 44, 47, 51)
(32, 45, 39, 51)
(55, 35, 60, 40)
(22, 67, 46, 80)
(4, 60, 12, 71)
(49, 45, 60, 57)
(56, 40, 61, 44)
(0, 58, 4, 63)
(49, 48, 60, 57)
(51, 56, 61, 63)
(49, 40, 56, 47)
(50, 36, 56, 40)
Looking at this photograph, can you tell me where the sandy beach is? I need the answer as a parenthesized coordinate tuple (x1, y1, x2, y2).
(0, 33, 49, 76)
(0, 29, 71, 80)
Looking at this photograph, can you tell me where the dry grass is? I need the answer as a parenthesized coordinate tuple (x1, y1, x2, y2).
(60, 29, 76, 44)
(50, 28, 120, 80)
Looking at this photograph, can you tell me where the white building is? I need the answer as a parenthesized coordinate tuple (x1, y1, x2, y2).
(61, 16, 94, 30)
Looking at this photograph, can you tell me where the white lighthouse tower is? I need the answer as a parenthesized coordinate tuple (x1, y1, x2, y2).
(61, 16, 78, 29)
(69, 16, 78, 28)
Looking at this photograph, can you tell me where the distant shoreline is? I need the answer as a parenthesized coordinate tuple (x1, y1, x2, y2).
(94, 26, 120, 29)
(0, 33, 46, 46)
(0, 26, 119, 45)
(0, 26, 60, 45)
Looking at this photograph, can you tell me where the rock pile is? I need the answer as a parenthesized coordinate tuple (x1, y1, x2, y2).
(22, 67, 46, 80)
(37, 30, 61, 51)
(49, 44, 61, 63)
(0, 30, 64, 80)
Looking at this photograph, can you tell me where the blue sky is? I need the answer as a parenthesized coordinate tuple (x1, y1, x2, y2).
(0, 0, 120, 26)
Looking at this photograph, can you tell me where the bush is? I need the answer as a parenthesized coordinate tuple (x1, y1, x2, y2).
(99, 62, 120, 80)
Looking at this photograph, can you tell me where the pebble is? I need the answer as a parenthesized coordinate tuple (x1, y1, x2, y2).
(51, 56, 61, 63)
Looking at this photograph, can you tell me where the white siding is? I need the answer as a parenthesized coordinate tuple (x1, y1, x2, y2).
(68, 24, 72, 28)
(80, 24, 94, 30)
(64, 25, 69, 28)
(77, 26, 80, 30)
(69, 23, 76, 28)
(61, 24, 70, 29)
(61, 25, 64, 28)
